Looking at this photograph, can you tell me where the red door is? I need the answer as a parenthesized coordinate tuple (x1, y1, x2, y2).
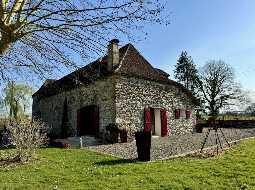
(160, 108, 168, 137)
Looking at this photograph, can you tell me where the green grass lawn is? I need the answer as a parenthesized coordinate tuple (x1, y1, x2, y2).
(1, 139, 255, 190)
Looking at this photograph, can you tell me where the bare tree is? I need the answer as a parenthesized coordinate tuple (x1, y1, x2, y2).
(196, 60, 242, 117)
(0, 0, 167, 81)
(196, 61, 251, 155)
(6, 118, 48, 162)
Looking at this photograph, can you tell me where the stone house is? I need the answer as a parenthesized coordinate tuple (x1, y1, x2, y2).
(32, 39, 199, 139)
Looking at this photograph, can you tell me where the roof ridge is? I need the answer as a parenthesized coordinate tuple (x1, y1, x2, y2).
(115, 43, 131, 72)
(123, 43, 158, 71)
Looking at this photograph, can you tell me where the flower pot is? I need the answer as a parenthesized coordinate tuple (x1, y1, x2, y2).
(120, 130, 128, 143)
(110, 130, 119, 143)
(135, 131, 151, 161)
(196, 124, 203, 133)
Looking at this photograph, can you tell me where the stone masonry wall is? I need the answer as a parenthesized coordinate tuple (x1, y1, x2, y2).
(32, 76, 116, 138)
(115, 76, 197, 136)
(33, 74, 197, 139)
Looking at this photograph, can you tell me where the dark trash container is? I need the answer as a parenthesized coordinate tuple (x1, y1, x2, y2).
(110, 130, 119, 143)
(135, 131, 151, 161)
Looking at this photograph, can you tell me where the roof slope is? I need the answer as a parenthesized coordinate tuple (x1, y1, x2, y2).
(33, 43, 199, 105)
(116, 44, 169, 82)
(33, 44, 129, 99)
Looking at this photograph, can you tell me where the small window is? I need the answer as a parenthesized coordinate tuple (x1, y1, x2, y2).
(175, 109, 181, 119)
(180, 109, 186, 117)
(186, 110, 191, 119)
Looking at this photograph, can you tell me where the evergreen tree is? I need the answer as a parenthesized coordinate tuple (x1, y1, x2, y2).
(174, 51, 198, 93)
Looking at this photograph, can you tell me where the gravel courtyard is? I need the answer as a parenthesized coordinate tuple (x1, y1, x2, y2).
(86, 128, 255, 161)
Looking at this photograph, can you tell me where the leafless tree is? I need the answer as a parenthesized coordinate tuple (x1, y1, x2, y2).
(0, 0, 167, 81)
(6, 118, 48, 162)
(196, 60, 243, 117)
(195, 61, 251, 155)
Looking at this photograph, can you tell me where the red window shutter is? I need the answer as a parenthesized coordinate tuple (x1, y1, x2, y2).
(144, 107, 151, 132)
(186, 110, 191, 119)
(175, 109, 180, 119)
(160, 108, 168, 137)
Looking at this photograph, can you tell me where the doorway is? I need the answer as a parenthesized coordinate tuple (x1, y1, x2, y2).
(77, 105, 99, 136)
(150, 108, 161, 136)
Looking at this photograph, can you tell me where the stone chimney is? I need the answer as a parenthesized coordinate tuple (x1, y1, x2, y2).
(107, 39, 119, 72)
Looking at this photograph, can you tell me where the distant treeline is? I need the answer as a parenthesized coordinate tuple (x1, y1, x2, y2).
(199, 115, 255, 121)
(217, 115, 255, 121)
(197, 119, 255, 128)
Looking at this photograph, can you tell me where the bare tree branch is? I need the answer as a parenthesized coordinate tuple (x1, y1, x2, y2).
(0, 0, 168, 82)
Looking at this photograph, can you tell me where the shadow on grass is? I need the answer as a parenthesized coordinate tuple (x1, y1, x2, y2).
(0, 154, 22, 168)
(94, 158, 138, 166)
(0, 145, 16, 150)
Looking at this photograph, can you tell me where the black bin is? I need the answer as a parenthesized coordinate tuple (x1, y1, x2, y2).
(135, 131, 151, 161)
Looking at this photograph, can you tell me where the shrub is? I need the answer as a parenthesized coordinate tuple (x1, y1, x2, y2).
(6, 118, 48, 162)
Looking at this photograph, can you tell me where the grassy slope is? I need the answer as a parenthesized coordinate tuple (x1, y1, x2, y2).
(0, 139, 255, 190)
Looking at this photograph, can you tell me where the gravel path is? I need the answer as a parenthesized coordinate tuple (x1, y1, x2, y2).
(86, 128, 255, 161)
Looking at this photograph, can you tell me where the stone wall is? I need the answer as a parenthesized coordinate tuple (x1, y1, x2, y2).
(33, 74, 197, 139)
(32, 76, 116, 138)
(115, 76, 197, 136)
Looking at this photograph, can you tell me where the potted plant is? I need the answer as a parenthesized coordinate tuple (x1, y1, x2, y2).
(119, 126, 128, 143)
(106, 123, 119, 143)
(195, 123, 203, 133)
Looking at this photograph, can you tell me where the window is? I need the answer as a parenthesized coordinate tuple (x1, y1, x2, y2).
(175, 109, 181, 119)
(186, 110, 191, 119)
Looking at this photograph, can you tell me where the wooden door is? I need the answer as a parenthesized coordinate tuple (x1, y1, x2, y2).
(77, 105, 99, 136)
(160, 108, 168, 137)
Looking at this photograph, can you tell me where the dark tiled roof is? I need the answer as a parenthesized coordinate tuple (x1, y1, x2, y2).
(116, 44, 169, 82)
(33, 44, 129, 99)
(116, 44, 199, 105)
(33, 43, 199, 105)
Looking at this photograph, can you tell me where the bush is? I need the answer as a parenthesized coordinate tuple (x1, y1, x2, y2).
(6, 118, 48, 162)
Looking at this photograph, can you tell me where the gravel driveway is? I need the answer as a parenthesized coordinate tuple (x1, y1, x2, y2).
(86, 128, 255, 161)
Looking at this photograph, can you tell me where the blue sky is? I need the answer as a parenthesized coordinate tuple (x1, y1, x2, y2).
(32, 0, 255, 93)
(131, 0, 255, 93)
(2, 0, 255, 116)
(11, 1, 255, 96)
